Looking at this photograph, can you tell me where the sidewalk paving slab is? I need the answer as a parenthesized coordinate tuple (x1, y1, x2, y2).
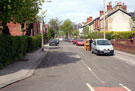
(0, 46, 49, 88)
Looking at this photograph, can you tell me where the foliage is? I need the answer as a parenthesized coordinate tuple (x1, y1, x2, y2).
(48, 18, 61, 37)
(83, 26, 89, 36)
(87, 31, 135, 40)
(132, 17, 135, 21)
(73, 30, 79, 37)
(61, 19, 73, 38)
(27, 35, 41, 52)
(58, 30, 65, 36)
(0, 35, 41, 69)
(0, 0, 44, 35)
(47, 28, 55, 40)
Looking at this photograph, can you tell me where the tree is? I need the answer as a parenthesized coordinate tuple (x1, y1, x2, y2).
(47, 28, 55, 39)
(0, 0, 44, 35)
(73, 30, 79, 37)
(83, 26, 89, 36)
(48, 18, 61, 37)
(61, 19, 73, 38)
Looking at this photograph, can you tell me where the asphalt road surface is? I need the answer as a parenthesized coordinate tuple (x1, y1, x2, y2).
(1, 41, 135, 91)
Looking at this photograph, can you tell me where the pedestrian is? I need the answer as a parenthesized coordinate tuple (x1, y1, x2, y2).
(89, 38, 93, 51)
(84, 39, 89, 51)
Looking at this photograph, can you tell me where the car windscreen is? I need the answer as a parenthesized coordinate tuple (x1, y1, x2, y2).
(97, 40, 111, 45)
(50, 39, 57, 42)
(78, 40, 83, 41)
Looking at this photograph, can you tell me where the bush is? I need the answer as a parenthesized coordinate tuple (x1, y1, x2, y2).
(27, 35, 41, 52)
(88, 31, 135, 40)
(0, 35, 41, 69)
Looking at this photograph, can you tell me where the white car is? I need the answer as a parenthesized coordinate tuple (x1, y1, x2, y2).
(91, 39, 114, 55)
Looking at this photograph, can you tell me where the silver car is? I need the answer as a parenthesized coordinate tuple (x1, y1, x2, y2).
(91, 39, 114, 55)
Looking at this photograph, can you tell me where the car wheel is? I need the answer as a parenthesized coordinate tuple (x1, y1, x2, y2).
(91, 49, 94, 54)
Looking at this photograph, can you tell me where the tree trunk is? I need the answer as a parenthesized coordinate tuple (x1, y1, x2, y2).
(2, 22, 10, 35)
(19, 24, 24, 36)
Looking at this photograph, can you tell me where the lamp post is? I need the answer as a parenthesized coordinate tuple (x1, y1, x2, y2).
(103, 0, 106, 39)
(40, 0, 52, 51)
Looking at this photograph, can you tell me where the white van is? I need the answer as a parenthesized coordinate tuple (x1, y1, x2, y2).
(91, 39, 114, 55)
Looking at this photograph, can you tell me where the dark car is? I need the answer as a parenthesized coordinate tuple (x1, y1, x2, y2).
(49, 39, 58, 46)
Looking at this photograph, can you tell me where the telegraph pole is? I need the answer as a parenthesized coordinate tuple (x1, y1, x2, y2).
(103, 0, 106, 39)
(40, 0, 52, 51)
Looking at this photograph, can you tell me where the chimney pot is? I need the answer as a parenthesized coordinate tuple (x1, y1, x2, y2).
(100, 11, 104, 16)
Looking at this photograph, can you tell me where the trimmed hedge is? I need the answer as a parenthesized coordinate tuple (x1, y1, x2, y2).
(88, 31, 135, 39)
(0, 35, 41, 69)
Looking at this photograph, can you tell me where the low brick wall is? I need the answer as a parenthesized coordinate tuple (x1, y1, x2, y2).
(111, 36, 135, 54)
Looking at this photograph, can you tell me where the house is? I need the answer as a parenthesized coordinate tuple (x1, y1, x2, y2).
(129, 11, 135, 29)
(84, 2, 133, 32)
(100, 2, 132, 31)
(78, 22, 85, 36)
(0, 20, 41, 36)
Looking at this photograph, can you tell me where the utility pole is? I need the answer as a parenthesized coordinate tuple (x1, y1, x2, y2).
(103, 0, 106, 39)
(40, 0, 52, 51)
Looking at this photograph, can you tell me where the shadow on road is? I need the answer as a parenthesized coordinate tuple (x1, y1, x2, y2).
(37, 51, 80, 69)
(0, 47, 80, 76)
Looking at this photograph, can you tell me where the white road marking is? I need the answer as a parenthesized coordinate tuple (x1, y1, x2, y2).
(76, 55, 81, 59)
(86, 83, 95, 91)
(119, 83, 132, 91)
(87, 66, 92, 71)
(81, 60, 104, 83)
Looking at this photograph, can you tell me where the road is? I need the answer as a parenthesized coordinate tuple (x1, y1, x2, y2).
(1, 41, 135, 91)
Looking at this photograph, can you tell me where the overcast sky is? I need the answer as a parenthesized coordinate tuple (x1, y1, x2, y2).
(41, 0, 135, 24)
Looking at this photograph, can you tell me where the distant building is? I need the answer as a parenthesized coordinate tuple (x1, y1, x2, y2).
(78, 22, 85, 36)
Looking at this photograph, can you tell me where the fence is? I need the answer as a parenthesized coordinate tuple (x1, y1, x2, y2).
(111, 35, 135, 54)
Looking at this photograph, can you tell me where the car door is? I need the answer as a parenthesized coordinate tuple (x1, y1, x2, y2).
(92, 40, 96, 53)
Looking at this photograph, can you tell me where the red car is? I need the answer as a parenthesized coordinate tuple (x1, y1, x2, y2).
(76, 40, 84, 46)
(73, 40, 77, 44)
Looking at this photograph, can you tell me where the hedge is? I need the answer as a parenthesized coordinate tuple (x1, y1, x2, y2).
(0, 35, 41, 69)
(88, 31, 135, 39)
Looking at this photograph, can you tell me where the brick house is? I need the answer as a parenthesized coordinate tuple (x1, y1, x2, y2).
(85, 2, 133, 32)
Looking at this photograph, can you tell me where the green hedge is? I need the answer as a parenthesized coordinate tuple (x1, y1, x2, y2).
(27, 35, 41, 52)
(88, 31, 135, 39)
(0, 35, 41, 69)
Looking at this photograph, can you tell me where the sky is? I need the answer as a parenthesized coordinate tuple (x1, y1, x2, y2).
(41, 0, 135, 24)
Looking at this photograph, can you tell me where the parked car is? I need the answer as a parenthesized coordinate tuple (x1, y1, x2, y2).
(76, 39, 84, 46)
(56, 38, 59, 44)
(91, 39, 114, 55)
(73, 40, 77, 44)
(65, 38, 73, 42)
(49, 39, 58, 46)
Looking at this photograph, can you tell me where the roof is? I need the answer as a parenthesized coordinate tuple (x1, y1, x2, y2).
(100, 9, 132, 21)
(83, 17, 100, 27)
(107, 9, 132, 18)
(129, 12, 135, 18)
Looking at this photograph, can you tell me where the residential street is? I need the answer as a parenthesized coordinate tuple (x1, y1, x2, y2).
(1, 41, 135, 91)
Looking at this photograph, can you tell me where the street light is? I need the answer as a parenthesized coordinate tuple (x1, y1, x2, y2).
(103, 0, 106, 39)
(40, 0, 52, 51)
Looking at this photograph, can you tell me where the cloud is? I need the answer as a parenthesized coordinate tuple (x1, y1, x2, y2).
(42, 0, 135, 24)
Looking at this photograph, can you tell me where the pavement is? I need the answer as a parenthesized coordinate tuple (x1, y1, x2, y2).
(0, 44, 50, 88)
(0, 43, 135, 89)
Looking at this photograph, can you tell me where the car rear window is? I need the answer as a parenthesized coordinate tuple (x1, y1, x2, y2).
(78, 40, 84, 41)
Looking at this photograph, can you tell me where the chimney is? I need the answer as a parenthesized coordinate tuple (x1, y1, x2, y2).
(122, 3, 127, 11)
(100, 11, 104, 16)
(117, 2, 122, 6)
(107, 2, 112, 11)
(87, 16, 92, 24)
